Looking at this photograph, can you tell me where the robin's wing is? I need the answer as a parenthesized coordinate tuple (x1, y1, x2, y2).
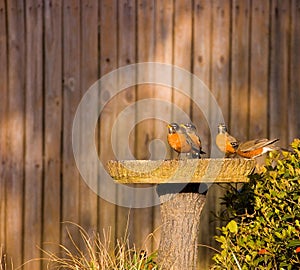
(186, 133, 206, 154)
(238, 138, 279, 152)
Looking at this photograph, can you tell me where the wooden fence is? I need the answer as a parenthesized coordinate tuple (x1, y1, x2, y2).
(0, 0, 299, 269)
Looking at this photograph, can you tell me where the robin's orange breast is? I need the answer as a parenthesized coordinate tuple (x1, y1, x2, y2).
(237, 147, 263, 158)
(167, 133, 191, 153)
(226, 143, 236, 154)
(216, 134, 237, 154)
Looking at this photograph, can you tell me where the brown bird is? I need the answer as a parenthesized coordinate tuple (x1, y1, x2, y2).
(180, 123, 206, 158)
(215, 123, 239, 157)
(236, 138, 279, 159)
(167, 123, 192, 156)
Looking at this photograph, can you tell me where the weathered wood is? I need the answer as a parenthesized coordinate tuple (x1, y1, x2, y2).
(193, 0, 212, 157)
(6, 0, 25, 267)
(269, 0, 291, 145)
(289, 0, 300, 142)
(43, 0, 62, 264)
(269, 0, 290, 146)
(158, 193, 206, 270)
(107, 159, 256, 184)
(249, 0, 270, 138)
(173, 0, 192, 125)
(61, 0, 81, 253)
(79, 0, 98, 239)
(211, 0, 230, 124)
(99, 0, 118, 244)
(24, 1, 43, 269)
(230, 0, 250, 141)
(0, 0, 7, 250)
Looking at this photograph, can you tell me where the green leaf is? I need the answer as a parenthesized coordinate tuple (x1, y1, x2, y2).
(287, 239, 300, 247)
(227, 220, 238, 234)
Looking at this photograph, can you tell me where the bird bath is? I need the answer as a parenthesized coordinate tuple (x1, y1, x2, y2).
(107, 158, 256, 269)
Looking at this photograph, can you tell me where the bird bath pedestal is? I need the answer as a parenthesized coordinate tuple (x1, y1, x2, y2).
(107, 159, 255, 270)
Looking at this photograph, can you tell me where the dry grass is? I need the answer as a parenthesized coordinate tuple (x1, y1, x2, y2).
(0, 246, 5, 270)
(42, 223, 158, 270)
(0, 246, 11, 270)
(1, 222, 159, 270)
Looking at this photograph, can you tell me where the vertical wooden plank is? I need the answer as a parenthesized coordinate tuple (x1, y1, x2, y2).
(269, 0, 290, 145)
(153, 0, 174, 251)
(230, 0, 250, 141)
(204, 0, 231, 267)
(289, 0, 300, 142)
(23, 1, 43, 269)
(79, 0, 98, 236)
(173, 0, 193, 122)
(99, 0, 117, 242)
(249, 0, 270, 139)
(115, 0, 136, 243)
(211, 0, 231, 124)
(0, 0, 7, 250)
(193, 0, 212, 158)
(153, 0, 173, 159)
(61, 0, 80, 251)
(5, 0, 25, 267)
(134, 0, 155, 251)
(193, 1, 213, 268)
(43, 0, 62, 263)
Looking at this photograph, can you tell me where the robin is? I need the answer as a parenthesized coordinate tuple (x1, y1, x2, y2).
(180, 123, 206, 158)
(215, 123, 239, 157)
(236, 138, 279, 159)
(167, 123, 192, 157)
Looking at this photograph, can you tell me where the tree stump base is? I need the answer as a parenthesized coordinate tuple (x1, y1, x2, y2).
(158, 192, 206, 269)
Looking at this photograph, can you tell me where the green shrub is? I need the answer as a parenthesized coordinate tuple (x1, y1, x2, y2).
(212, 139, 300, 270)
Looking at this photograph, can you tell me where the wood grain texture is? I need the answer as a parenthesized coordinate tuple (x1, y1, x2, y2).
(61, 0, 81, 254)
(173, 0, 193, 123)
(6, 0, 25, 267)
(43, 0, 62, 263)
(211, 0, 231, 124)
(23, 1, 43, 269)
(98, 0, 118, 245)
(289, 0, 300, 142)
(230, 0, 250, 141)
(0, 0, 7, 250)
(79, 0, 98, 240)
(249, 0, 270, 139)
(193, 0, 212, 157)
(269, 0, 290, 146)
